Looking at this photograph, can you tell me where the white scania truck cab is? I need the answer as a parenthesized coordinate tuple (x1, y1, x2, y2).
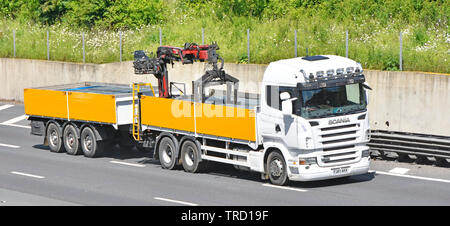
(258, 55, 371, 185)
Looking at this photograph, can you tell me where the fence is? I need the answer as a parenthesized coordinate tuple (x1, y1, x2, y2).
(2, 27, 446, 73)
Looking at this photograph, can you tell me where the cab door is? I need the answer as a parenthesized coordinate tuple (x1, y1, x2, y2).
(259, 85, 298, 148)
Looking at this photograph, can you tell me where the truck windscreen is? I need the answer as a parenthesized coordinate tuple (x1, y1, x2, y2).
(300, 83, 367, 119)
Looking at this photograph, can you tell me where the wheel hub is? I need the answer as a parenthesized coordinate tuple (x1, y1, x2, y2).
(185, 148, 195, 166)
(68, 133, 74, 147)
(85, 135, 92, 151)
(162, 146, 173, 163)
(270, 159, 283, 177)
(50, 131, 58, 145)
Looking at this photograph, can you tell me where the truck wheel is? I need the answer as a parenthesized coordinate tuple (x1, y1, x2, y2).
(181, 140, 203, 173)
(158, 137, 177, 170)
(267, 151, 289, 186)
(63, 124, 82, 155)
(80, 126, 104, 158)
(46, 123, 65, 153)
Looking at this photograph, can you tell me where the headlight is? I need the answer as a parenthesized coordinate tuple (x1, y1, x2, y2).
(299, 157, 317, 165)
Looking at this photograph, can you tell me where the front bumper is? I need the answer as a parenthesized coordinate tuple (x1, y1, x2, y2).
(287, 148, 370, 182)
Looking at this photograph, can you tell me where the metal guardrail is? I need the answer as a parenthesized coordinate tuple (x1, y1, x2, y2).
(368, 130, 450, 166)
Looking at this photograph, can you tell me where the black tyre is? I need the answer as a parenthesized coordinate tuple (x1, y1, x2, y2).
(181, 140, 204, 173)
(80, 126, 104, 158)
(46, 122, 65, 153)
(63, 124, 82, 155)
(267, 151, 289, 186)
(158, 137, 177, 170)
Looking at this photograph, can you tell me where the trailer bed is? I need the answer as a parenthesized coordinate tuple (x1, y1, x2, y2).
(24, 82, 154, 125)
(25, 82, 259, 143)
(141, 93, 259, 142)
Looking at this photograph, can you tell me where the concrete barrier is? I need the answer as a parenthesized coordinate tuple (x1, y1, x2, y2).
(1, 58, 449, 136)
(366, 70, 450, 137)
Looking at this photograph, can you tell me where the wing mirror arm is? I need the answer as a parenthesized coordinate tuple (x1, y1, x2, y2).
(362, 83, 372, 90)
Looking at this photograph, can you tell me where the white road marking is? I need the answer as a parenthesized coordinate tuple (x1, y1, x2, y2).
(11, 171, 45, 179)
(262, 183, 308, 192)
(371, 170, 450, 184)
(0, 105, 13, 111)
(154, 197, 199, 206)
(0, 123, 31, 129)
(0, 143, 20, 149)
(2, 115, 27, 124)
(388, 167, 410, 175)
(110, 161, 145, 168)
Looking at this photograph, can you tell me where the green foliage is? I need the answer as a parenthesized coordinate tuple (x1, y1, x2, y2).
(62, 0, 111, 28)
(1, 0, 447, 29)
(0, 0, 166, 29)
(0, 0, 448, 73)
(383, 55, 400, 71)
(414, 27, 428, 47)
(97, 0, 166, 29)
(237, 52, 248, 64)
(0, 0, 40, 22)
(39, 0, 69, 25)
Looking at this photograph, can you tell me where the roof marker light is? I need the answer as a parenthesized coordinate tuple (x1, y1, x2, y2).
(355, 62, 363, 74)
(316, 71, 324, 78)
(326, 69, 334, 77)
(346, 67, 354, 74)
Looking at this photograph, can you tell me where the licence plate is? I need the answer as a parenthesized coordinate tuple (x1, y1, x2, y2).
(332, 167, 350, 175)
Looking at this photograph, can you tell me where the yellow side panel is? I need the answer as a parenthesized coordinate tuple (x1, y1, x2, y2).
(140, 95, 256, 142)
(196, 103, 256, 141)
(67, 92, 116, 124)
(24, 88, 68, 119)
(140, 96, 195, 133)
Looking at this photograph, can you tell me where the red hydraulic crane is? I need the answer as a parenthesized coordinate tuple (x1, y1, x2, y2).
(133, 42, 239, 102)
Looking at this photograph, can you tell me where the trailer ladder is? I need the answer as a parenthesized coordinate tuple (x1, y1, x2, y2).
(132, 83, 154, 141)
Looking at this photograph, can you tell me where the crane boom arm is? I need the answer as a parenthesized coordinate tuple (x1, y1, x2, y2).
(133, 42, 238, 100)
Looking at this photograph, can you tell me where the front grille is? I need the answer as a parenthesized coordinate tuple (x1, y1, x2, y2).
(321, 124, 357, 131)
(319, 123, 359, 147)
(320, 149, 359, 166)
(322, 137, 356, 145)
(314, 122, 362, 166)
(324, 145, 355, 152)
(324, 151, 357, 158)
(322, 131, 356, 138)
(322, 157, 357, 164)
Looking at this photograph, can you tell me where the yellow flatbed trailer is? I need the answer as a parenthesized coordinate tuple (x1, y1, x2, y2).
(24, 82, 150, 125)
(25, 82, 260, 165)
(140, 95, 257, 142)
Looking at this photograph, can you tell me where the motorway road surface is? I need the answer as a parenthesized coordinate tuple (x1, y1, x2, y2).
(0, 103, 449, 206)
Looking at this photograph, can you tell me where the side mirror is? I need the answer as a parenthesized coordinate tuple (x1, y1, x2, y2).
(280, 92, 297, 115)
(363, 82, 371, 105)
(365, 89, 369, 105)
(280, 92, 291, 101)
